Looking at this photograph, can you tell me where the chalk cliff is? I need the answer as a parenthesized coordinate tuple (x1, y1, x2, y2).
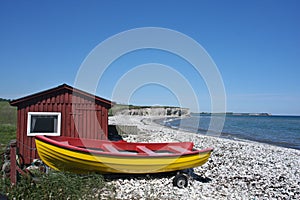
(114, 107, 189, 117)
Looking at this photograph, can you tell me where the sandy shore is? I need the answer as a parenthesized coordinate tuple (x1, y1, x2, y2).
(105, 115, 300, 199)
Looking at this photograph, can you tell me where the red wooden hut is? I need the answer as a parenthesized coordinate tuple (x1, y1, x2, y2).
(10, 83, 112, 165)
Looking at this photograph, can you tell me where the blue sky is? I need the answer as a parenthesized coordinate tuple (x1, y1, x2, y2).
(0, 0, 300, 115)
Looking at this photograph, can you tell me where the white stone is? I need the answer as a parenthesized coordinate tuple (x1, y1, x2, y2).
(106, 115, 300, 199)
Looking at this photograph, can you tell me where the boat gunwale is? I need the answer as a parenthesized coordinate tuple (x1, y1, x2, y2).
(35, 136, 213, 158)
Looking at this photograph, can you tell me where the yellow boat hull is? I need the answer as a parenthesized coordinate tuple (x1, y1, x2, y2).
(35, 137, 212, 174)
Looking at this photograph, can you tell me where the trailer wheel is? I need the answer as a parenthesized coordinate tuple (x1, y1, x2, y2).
(173, 174, 188, 188)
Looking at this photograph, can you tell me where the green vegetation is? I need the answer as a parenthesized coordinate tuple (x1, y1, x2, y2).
(0, 125, 16, 151)
(0, 100, 17, 154)
(0, 170, 112, 199)
(0, 100, 17, 126)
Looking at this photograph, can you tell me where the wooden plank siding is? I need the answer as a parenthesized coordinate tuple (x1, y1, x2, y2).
(10, 84, 112, 165)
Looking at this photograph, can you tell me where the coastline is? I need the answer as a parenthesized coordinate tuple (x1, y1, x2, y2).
(106, 115, 300, 199)
(153, 114, 300, 150)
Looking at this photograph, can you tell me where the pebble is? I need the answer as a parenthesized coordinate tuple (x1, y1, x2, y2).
(104, 115, 300, 199)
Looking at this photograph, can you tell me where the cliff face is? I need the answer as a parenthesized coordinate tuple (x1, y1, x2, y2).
(115, 107, 189, 117)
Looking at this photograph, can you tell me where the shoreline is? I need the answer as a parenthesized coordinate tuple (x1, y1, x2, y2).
(153, 115, 300, 151)
(107, 115, 300, 199)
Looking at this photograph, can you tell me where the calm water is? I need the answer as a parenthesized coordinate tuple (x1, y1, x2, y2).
(155, 114, 300, 150)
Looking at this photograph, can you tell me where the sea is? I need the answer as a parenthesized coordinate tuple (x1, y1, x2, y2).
(154, 114, 300, 150)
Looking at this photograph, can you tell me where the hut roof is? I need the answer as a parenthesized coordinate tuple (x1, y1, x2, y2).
(10, 83, 112, 108)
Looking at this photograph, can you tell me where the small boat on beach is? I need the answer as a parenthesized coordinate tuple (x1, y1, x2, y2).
(35, 135, 213, 174)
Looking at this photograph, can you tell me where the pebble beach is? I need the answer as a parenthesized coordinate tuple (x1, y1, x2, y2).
(104, 115, 300, 199)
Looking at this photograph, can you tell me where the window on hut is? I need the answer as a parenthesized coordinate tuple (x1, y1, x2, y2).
(27, 112, 61, 136)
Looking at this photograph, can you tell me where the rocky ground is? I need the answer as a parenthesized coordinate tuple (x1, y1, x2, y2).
(103, 116, 300, 200)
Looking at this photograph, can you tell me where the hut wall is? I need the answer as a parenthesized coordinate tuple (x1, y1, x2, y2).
(15, 90, 109, 165)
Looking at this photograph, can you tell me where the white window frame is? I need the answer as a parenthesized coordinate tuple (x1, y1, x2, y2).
(27, 112, 61, 136)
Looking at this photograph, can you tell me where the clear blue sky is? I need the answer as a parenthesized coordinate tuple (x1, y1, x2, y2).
(1, 0, 299, 115)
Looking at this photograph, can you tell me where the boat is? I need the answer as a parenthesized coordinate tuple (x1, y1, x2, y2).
(35, 135, 213, 174)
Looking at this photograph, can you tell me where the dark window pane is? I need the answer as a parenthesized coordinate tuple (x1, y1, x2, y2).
(30, 115, 58, 133)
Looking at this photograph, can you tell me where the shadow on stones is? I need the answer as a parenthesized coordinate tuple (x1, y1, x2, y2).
(103, 172, 175, 181)
(103, 170, 212, 184)
(183, 168, 212, 183)
(191, 173, 212, 183)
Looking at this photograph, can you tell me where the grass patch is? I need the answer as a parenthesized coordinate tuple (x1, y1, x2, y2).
(0, 125, 16, 147)
(0, 170, 113, 199)
(0, 101, 16, 126)
(0, 100, 17, 182)
(0, 100, 17, 154)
